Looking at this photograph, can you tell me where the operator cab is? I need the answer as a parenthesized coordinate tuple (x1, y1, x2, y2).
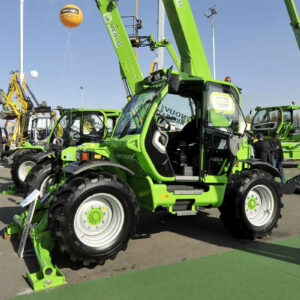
(29, 114, 56, 144)
(151, 80, 245, 179)
(114, 77, 246, 181)
(50, 110, 106, 148)
(252, 108, 281, 137)
(252, 106, 300, 139)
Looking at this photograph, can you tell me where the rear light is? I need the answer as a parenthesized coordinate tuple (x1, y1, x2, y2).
(81, 152, 89, 161)
(224, 76, 231, 82)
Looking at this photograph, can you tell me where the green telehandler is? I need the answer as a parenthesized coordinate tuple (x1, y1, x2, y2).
(4, 108, 121, 193)
(6, 0, 285, 291)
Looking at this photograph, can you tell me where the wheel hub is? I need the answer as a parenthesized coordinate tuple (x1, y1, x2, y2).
(87, 208, 104, 225)
(247, 196, 257, 210)
(79, 201, 109, 232)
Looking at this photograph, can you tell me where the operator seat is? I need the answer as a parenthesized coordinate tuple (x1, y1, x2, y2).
(167, 118, 200, 175)
(179, 118, 198, 144)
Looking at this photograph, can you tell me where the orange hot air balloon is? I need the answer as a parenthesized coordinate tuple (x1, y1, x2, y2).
(60, 5, 83, 28)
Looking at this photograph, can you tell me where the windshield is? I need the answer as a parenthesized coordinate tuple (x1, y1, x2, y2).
(114, 90, 157, 137)
(206, 82, 246, 134)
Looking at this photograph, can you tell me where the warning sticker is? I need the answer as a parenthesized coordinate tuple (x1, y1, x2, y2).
(176, 0, 184, 8)
(210, 92, 235, 114)
(103, 12, 112, 23)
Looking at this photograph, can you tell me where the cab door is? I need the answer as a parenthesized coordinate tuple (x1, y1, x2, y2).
(204, 81, 246, 176)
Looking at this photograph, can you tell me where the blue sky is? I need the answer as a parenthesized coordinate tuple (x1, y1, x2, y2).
(0, 0, 299, 115)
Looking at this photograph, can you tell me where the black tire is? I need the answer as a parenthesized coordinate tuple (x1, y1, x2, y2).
(292, 175, 300, 193)
(11, 151, 40, 188)
(219, 169, 282, 239)
(49, 172, 139, 266)
(24, 159, 54, 197)
(12, 149, 34, 163)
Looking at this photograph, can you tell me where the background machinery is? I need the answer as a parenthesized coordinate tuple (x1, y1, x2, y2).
(0, 72, 32, 149)
(0, 71, 56, 156)
(7, 107, 121, 192)
(251, 105, 300, 159)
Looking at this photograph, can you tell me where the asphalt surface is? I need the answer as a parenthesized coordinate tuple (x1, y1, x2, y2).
(1, 165, 300, 300)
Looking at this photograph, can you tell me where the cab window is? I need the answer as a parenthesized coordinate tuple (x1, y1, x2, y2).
(82, 112, 104, 136)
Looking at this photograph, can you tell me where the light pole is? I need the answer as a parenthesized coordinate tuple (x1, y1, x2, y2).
(80, 86, 84, 108)
(20, 0, 25, 86)
(157, 0, 165, 69)
(205, 6, 217, 80)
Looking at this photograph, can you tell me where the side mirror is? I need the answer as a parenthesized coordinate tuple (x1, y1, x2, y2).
(168, 74, 180, 94)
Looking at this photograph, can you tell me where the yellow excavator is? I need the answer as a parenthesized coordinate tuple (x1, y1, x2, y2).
(0, 71, 56, 155)
(0, 71, 33, 148)
(0, 72, 33, 146)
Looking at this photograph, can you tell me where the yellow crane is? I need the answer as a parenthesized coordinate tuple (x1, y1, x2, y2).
(0, 72, 33, 147)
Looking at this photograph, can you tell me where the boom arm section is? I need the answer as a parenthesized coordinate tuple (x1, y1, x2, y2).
(0, 89, 19, 120)
(95, 0, 144, 97)
(285, 0, 300, 50)
(162, 0, 212, 79)
(149, 35, 181, 72)
(0, 73, 33, 144)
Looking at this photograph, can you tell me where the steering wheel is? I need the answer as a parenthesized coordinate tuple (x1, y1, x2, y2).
(70, 128, 81, 140)
(156, 114, 171, 131)
(53, 136, 64, 147)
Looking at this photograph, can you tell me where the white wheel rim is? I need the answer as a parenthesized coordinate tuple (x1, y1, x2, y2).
(18, 161, 36, 182)
(39, 175, 55, 197)
(74, 193, 125, 249)
(244, 184, 275, 227)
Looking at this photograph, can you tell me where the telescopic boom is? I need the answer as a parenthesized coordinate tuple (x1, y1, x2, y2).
(285, 0, 300, 50)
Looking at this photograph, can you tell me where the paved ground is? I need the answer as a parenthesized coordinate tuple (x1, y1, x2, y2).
(1, 165, 300, 299)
